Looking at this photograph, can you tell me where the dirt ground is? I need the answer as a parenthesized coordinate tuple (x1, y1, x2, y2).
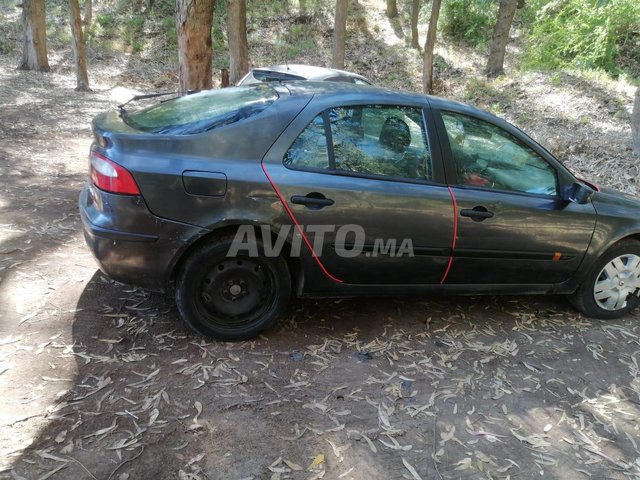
(1, 51, 640, 480)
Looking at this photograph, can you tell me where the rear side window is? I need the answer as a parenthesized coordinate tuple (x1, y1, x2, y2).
(123, 85, 278, 135)
(283, 115, 329, 169)
(331, 106, 430, 180)
(284, 105, 432, 182)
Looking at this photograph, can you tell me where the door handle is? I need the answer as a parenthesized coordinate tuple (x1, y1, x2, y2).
(291, 193, 335, 209)
(460, 206, 494, 222)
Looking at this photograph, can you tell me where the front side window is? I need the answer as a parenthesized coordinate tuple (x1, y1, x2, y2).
(441, 111, 558, 196)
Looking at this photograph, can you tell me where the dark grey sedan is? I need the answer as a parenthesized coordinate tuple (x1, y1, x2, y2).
(80, 82, 640, 340)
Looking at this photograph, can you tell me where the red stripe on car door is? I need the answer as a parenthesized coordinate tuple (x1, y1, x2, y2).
(440, 186, 458, 284)
(261, 162, 343, 283)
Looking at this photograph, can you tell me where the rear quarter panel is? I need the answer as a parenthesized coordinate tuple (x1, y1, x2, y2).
(100, 95, 311, 228)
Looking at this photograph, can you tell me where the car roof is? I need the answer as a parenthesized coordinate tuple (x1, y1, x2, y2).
(279, 80, 416, 101)
(253, 64, 370, 82)
(274, 80, 513, 130)
(279, 80, 477, 111)
(273, 80, 555, 161)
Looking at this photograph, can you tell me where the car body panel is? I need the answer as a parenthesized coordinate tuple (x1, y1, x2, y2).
(262, 93, 454, 285)
(446, 188, 597, 284)
(428, 102, 599, 285)
(93, 91, 311, 228)
(579, 189, 640, 269)
(79, 184, 205, 289)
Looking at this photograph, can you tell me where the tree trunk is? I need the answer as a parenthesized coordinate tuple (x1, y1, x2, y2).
(176, 0, 215, 95)
(422, 0, 441, 94)
(227, 0, 249, 85)
(332, 0, 347, 70)
(486, 0, 518, 77)
(84, 0, 92, 27)
(633, 88, 640, 157)
(386, 0, 398, 18)
(19, 0, 49, 71)
(69, 0, 90, 91)
(221, 68, 230, 87)
(410, 0, 420, 50)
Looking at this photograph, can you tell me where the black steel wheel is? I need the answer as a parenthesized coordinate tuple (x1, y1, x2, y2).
(569, 240, 640, 319)
(176, 234, 291, 340)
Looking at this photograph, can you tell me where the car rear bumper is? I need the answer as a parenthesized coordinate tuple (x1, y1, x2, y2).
(79, 183, 205, 291)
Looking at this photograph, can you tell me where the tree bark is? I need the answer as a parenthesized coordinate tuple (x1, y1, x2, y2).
(422, 0, 441, 94)
(410, 0, 420, 50)
(69, 0, 90, 91)
(221, 68, 230, 87)
(227, 0, 249, 85)
(633, 88, 640, 157)
(19, 0, 49, 71)
(176, 0, 215, 94)
(332, 0, 347, 70)
(386, 0, 398, 18)
(486, 0, 519, 77)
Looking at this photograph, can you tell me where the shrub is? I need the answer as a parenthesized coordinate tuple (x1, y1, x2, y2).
(524, 0, 640, 75)
(440, 0, 498, 49)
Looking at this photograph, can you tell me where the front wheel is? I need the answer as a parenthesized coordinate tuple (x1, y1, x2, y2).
(569, 240, 640, 319)
(176, 235, 291, 340)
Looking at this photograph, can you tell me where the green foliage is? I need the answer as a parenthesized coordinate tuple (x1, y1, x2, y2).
(441, 0, 498, 49)
(464, 78, 502, 104)
(160, 16, 177, 49)
(89, 0, 179, 55)
(463, 78, 519, 113)
(283, 24, 316, 58)
(524, 0, 640, 76)
(96, 13, 116, 30)
(123, 14, 145, 52)
(211, 0, 228, 69)
(0, 11, 20, 54)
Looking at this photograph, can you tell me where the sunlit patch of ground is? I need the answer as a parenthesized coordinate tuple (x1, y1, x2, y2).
(0, 2, 639, 478)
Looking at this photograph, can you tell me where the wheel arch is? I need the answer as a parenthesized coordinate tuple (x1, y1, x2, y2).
(599, 232, 640, 257)
(556, 231, 640, 295)
(169, 222, 304, 296)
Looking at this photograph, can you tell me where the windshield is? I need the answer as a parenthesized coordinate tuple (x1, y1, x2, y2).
(123, 84, 279, 135)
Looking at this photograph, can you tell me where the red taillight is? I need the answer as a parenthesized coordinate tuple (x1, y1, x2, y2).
(89, 151, 141, 195)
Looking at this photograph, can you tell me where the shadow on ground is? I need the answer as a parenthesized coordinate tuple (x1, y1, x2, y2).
(6, 270, 640, 479)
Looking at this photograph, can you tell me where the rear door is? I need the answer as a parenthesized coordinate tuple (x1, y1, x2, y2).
(263, 100, 454, 285)
(436, 109, 597, 285)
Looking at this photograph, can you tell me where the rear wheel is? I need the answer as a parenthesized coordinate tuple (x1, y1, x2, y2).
(569, 240, 640, 319)
(176, 235, 291, 340)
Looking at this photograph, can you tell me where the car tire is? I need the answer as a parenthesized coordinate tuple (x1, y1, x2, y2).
(569, 240, 640, 319)
(175, 234, 291, 340)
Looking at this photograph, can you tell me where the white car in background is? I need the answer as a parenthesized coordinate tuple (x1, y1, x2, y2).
(237, 64, 373, 86)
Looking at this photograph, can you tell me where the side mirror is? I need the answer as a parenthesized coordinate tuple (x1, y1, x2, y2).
(562, 182, 594, 204)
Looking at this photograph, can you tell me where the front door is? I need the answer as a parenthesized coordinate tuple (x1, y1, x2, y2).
(263, 102, 454, 285)
(437, 110, 597, 285)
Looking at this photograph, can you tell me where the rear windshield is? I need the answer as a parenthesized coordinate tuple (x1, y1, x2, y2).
(123, 85, 279, 135)
(252, 70, 305, 82)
